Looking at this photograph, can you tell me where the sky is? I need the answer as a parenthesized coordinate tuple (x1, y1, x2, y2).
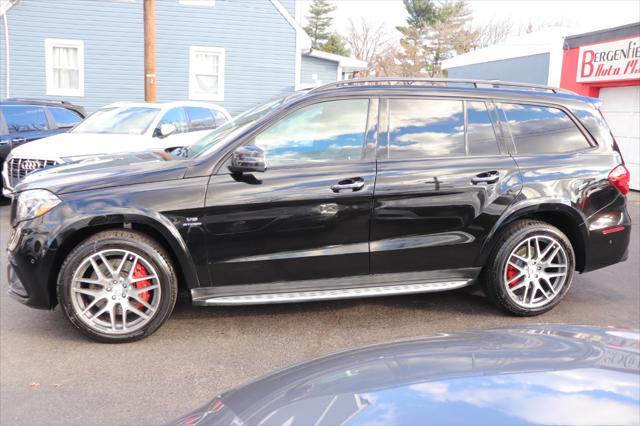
(298, 0, 640, 39)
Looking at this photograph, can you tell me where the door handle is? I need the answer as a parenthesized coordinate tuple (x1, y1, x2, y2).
(331, 177, 365, 193)
(471, 171, 500, 185)
(11, 137, 27, 143)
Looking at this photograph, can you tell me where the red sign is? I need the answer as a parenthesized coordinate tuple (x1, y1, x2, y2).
(577, 36, 640, 83)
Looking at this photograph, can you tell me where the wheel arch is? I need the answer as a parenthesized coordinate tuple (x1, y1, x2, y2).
(478, 200, 588, 272)
(48, 213, 200, 307)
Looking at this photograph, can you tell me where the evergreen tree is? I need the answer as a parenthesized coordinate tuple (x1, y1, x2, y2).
(304, 0, 336, 49)
(396, 0, 477, 76)
(323, 33, 351, 57)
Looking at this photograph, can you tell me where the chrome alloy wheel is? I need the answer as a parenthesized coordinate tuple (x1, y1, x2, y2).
(70, 249, 161, 335)
(504, 235, 569, 309)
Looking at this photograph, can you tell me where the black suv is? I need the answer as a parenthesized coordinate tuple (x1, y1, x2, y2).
(6, 79, 631, 342)
(1, 98, 86, 195)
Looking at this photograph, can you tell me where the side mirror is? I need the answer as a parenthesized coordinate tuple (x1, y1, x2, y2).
(159, 123, 177, 138)
(228, 145, 266, 174)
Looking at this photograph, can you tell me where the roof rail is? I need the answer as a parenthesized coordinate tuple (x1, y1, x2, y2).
(309, 78, 575, 95)
(2, 97, 76, 105)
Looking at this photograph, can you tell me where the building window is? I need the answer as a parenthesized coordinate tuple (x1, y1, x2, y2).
(189, 46, 225, 101)
(179, 0, 215, 7)
(45, 39, 84, 97)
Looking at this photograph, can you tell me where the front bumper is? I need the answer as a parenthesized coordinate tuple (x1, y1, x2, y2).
(6, 223, 55, 310)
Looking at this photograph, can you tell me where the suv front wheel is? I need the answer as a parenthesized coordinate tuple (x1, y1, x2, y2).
(482, 220, 576, 316)
(57, 230, 178, 343)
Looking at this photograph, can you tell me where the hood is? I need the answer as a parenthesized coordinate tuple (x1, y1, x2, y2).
(16, 151, 189, 195)
(171, 325, 640, 426)
(9, 132, 152, 160)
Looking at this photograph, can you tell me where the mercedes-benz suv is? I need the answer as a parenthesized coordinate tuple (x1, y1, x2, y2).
(6, 79, 632, 342)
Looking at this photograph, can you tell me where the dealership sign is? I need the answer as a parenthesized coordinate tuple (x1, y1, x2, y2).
(577, 36, 640, 83)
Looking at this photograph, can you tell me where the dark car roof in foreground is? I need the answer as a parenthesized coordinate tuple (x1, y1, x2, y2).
(1, 98, 87, 116)
(172, 325, 640, 426)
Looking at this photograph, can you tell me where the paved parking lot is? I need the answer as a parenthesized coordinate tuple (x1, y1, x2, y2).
(1, 193, 639, 426)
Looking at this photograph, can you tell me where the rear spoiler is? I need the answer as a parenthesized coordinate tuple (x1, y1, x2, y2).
(588, 97, 603, 108)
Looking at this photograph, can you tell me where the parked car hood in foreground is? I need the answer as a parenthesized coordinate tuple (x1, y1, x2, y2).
(9, 131, 155, 160)
(15, 151, 188, 195)
(171, 325, 640, 426)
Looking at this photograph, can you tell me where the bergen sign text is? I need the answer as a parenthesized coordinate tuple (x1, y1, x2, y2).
(577, 36, 640, 83)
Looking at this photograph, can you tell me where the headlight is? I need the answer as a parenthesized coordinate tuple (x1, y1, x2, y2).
(15, 189, 62, 222)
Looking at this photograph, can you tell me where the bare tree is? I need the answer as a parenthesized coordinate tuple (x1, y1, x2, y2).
(345, 18, 393, 76)
(475, 18, 514, 48)
(516, 18, 571, 36)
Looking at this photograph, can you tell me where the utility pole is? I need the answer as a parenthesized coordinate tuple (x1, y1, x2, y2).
(143, 0, 157, 102)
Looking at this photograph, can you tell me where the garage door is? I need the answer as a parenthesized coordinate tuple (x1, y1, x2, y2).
(599, 86, 640, 191)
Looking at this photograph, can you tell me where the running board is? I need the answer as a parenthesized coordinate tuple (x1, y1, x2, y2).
(193, 280, 472, 306)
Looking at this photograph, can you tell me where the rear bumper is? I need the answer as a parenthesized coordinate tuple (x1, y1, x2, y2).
(582, 207, 632, 273)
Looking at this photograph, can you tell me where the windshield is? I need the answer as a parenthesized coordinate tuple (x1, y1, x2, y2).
(72, 106, 160, 135)
(188, 94, 295, 158)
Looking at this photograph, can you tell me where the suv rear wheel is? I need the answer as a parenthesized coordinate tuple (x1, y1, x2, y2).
(57, 230, 178, 343)
(482, 220, 575, 316)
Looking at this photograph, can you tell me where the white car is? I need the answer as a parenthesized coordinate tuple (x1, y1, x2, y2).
(2, 101, 230, 196)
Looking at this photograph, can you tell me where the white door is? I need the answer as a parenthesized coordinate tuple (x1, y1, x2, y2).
(599, 86, 640, 190)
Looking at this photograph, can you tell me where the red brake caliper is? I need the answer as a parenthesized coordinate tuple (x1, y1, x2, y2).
(507, 264, 520, 287)
(133, 262, 151, 309)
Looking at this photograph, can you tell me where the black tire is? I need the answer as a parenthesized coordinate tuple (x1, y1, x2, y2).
(481, 220, 575, 316)
(57, 230, 178, 343)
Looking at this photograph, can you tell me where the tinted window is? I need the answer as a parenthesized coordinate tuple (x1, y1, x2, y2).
(49, 107, 82, 128)
(254, 99, 369, 167)
(388, 99, 464, 159)
(156, 107, 188, 134)
(186, 107, 216, 131)
(2, 106, 49, 133)
(467, 101, 500, 155)
(500, 103, 592, 154)
(212, 109, 228, 127)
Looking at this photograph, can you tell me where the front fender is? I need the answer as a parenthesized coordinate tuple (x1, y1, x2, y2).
(88, 210, 201, 288)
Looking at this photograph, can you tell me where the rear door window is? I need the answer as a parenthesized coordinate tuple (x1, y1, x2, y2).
(156, 107, 188, 134)
(499, 103, 592, 154)
(211, 109, 228, 127)
(49, 107, 83, 128)
(185, 107, 216, 131)
(387, 99, 465, 159)
(1, 106, 49, 133)
(467, 101, 500, 155)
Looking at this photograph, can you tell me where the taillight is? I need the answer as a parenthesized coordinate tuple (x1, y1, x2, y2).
(608, 165, 630, 195)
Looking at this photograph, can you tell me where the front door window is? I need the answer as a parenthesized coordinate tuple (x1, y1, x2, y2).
(254, 99, 370, 167)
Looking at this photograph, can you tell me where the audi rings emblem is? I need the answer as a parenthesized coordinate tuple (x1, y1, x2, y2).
(20, 160, 43, 171)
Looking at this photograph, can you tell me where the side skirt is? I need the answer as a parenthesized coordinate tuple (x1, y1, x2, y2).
(191, 268, 479, 306)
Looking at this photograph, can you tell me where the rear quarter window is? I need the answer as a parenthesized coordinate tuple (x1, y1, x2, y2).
(499, 103, 592, 154)
(49, 107, 83, 128)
